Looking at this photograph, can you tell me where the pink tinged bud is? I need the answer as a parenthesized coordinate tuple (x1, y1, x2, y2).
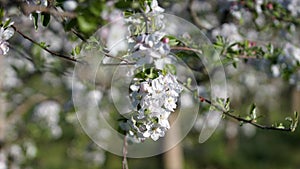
(267, 3, 273, 10)
(249, 41, 256, 47)
(162, 37, 169, 44)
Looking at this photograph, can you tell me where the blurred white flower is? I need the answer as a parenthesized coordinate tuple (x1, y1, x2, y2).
(63, 0, 78, 11)
(283, 42, 300, 63)
(271, 65, 280, 77)
(255, 0, 263, 14)
(150, 0, 165, 13)
(0, 41, 9, 55)
(0, 27, 14, 41)
(3, 67, 22, 89)
(0, 152, 7, 169)
(0, 27, 14, 55)
(0, 162, 6, 169)
(144, 0, 164, 14)
(34, 101, 62, 138)
(241, 124, 256, 137)
(24, 141, 37, 159)
(212, 23, 243, 42)
(9, 144, 24, 166)
(288, 0, 300, 16)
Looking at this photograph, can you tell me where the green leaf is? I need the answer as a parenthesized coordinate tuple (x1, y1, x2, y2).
(3, 18, 11, 28)
(31, 44, 46, 70)
(39, 41, 50, 48)
(277, 123, 285, 129)
(249, 103, 257, 120)
(285, 117, 293, 122)
(224, 98, 230, 111)
(32, 13, 39, 30)
(186, 77, 192, 88)
(164, 64, 177, 75)
(232, 61, 237, 68)
(75, 45, 81, 55)
(89, 1, 104, 17)
(291, 111, 298, 132)
(0, 8, 4, 21)
(41, 12, 51, 27)
(165, 35, 181, 46)
(115, 1, 133, 9)
(77, 15, 97, 33)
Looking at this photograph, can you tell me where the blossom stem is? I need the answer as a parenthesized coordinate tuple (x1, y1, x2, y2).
(122, 136, 129, 169)
(100, 62, 136, 66)
(171, 46, 202, 54)
(140, 10, 149, 34)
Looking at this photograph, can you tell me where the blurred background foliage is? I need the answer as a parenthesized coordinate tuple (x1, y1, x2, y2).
(0, 0, 300, 169)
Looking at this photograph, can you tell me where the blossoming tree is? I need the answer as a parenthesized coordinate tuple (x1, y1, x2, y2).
(0, 0, 300, 169)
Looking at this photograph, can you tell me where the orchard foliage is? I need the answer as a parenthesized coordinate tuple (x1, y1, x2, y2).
(0, 0, 300, 169)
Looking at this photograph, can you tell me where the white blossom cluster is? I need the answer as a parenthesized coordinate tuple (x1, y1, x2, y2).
(0, 21, 14, 55)
(119, 0, 183, 142)
(126, 0, 170, 69)
(128, 33, 171, 68)
(121, 72, 183, 141)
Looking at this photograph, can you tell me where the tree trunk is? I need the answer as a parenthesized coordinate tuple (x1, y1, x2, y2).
(292, 87, 300, 113)
(0, 56, 6, 144)
(163, 113, 184, 169)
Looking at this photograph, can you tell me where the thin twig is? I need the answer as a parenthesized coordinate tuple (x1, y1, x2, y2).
(171, 46, 203, 54)
(22, 4, 77, 18)
(187, 0, 212, 30)
(100, 62, 136, 66)
(198, 96, 293, 132)
(140, 10, 149, 34)
(179, 81, 293, 132)
(11, 25, 78, 62)
(102, 52, 134, 64)
(122, 136, 129, 169)
(71, 28, 87, 42)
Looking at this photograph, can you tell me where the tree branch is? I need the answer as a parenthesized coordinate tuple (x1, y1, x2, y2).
(21, 4, 76, 18)
(11, 25, 78, 62)
(179, 80, 295, 132)
(171, 46, 203, 54)
(198, 96, 294, 132)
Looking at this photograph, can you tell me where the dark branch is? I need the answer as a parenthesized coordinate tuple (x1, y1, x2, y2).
(12, 25, 78, 62)
(21, 4, 76, 18)
(180, 81, 294, 132)
(171, 46, 203, 54)
(199, 96, 293, 132)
